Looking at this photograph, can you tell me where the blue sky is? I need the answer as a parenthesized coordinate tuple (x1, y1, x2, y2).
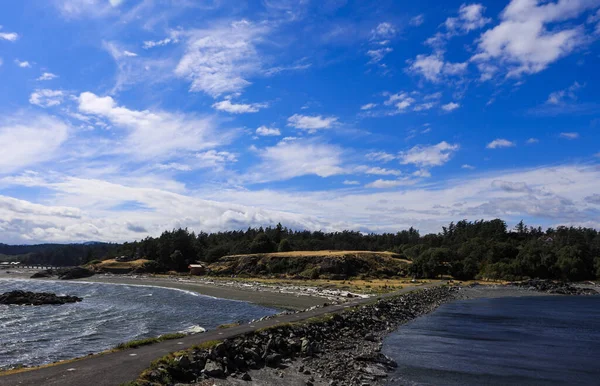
(0, 0, 599, 243)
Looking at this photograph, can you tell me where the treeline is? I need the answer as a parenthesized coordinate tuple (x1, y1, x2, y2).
(0, 242, 119, 266)
(114, 220, 600, 281)
(2, 219, 599, 281)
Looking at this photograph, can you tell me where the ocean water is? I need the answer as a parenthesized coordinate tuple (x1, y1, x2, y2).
(383, 296, 600, 386)
(0, 279, 277, 368)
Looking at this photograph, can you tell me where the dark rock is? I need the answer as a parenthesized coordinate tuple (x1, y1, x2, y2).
(0, 290, 82, 306)
(57, 267, 95, 280)
(203, 359, 224, 378)
(265, 353, 282, 368)
(30, 269, 54, 278)
(242, 372, 252, 381)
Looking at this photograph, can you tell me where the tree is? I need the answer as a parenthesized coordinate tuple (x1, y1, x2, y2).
(278, 239, 292, 252)
(250, 233, 275, 254)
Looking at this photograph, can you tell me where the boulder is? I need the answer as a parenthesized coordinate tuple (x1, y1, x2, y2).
(203, 360, 225, 378)
(0, 290, 82, 306)
(58, 267, 95, 280)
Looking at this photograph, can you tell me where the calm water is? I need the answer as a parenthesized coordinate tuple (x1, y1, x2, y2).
(383, 296, 600, 386)
(0, 279, 276, 368)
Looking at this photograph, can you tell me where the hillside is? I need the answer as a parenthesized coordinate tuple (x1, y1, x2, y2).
(90, 259, 150, 274)
(208, 250, 411, 279)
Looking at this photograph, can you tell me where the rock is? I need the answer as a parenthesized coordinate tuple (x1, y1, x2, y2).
(242, 373, 252, 381)
(301, 338, 313, 356)
(265, 353, 282, 368)
(30, 269, 53, 278)
(57, 267, 95, 280)
(203, 359, 225, 378)
(175, 355, 191, 369)
(0, 291, 83, 306)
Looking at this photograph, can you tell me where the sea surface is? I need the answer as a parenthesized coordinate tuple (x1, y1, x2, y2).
(0, 279, 277, 368)
(383, 295, 600, 386)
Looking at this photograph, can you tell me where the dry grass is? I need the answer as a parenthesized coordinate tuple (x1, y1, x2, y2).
(95, 259, 150, 270)
(225, 250, 412, 264)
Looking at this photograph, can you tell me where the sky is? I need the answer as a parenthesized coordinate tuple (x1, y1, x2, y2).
(0, 0, 599, 244)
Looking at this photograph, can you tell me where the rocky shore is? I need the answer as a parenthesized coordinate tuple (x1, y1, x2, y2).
(31, 267, 95, 280)
(510, 279, 598, 295)
(0, 290, 83, 305)
(131, 286, 458, 386)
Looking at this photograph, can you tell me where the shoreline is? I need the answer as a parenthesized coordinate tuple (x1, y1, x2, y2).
(0, 270, 334, 311)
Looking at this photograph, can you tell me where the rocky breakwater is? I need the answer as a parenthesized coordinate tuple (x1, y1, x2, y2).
(512, 279, 598, 295)
(132, 286, 458, 386)
(0, 290, 83, 305)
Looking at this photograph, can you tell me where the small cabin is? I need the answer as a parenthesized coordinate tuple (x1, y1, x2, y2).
(189, 264, 207, 276)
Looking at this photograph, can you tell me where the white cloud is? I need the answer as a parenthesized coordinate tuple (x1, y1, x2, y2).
(559, 132, 580, 139)
(445, 3, 491, 33)
(287, 114, 338, 133)
(472, 0, 599, 78)
(15, 60, 31, 68)
(355, 166, 402, 176)
(441, 102, 460, 111)
(0, 114, 69, 173)
(547, 81, 583, 104)
(367, 47, 393, 64)
(527, 138, 540, 144)
(361, 103, 377, 110)
(462, 164, 476, 170)
(143, 32, 181, 49)
(371, 22, 397, 40)
(385, 92, 416, 112)
(102, 41, 173, 93)
(37, 72, 58, 81)
(0, 26, 18, 42)
(487, 138, 516, 149)
(53, 0, 118, 18)
(248, 140, 345, 182)
(408, 53, 468, 82)
(175, 20, 267, 97)
(2, 164, 600, 243)
(412, 169, 432, 178)
(264, 62, 312, 76)
(410, 14, 425, 27)
(77, 92, 223, 160)
(343, 180, 360, 185)
(400, 141, 459, 167)
(256, 126, 281, 136)
(413, 102, 436, 111)
(365, 178, 414, 189)
(155, 163, 192, 172)
(29, 89, 65, 108)
(366, 151, 395, 163)
(196, 150, 237, 169)
(212, 100, 268, 114)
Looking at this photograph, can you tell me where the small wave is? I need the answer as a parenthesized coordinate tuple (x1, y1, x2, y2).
(179, 325, 206, 335)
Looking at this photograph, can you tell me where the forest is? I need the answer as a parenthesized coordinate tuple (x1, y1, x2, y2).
(3, 219, 600, 281)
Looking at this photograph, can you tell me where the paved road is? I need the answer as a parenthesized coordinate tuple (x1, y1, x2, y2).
(1, 283, 440, 386)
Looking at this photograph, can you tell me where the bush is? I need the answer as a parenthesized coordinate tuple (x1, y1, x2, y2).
(142, 260, 163, 273)
(88, 259, 102, 265)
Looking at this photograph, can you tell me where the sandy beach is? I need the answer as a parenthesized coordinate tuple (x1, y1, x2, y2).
(0, 269, 337, 311)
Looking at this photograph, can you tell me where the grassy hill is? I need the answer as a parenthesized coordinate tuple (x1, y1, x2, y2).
(208, 250, 411, 280)
(89, 259, 150, 274)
